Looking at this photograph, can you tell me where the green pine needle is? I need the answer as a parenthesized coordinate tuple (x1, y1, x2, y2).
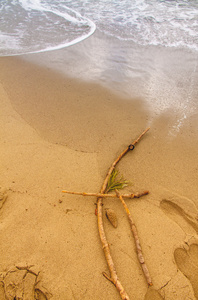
(106, 169, 129, 193)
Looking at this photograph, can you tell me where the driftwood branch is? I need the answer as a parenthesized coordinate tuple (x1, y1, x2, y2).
(62, 190, 149, 199)
(100, 128, 150, 194)
(115, 190, 152, 286)
(97, 128, 150, 299)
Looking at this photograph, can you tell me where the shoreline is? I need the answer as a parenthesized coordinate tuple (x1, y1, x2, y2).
(0, 50, 198, 299)
(19, 29, 198, 129)
(0, 54, 197, 199)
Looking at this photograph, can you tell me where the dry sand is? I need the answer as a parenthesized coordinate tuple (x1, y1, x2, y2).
(0, 54, 198, 300)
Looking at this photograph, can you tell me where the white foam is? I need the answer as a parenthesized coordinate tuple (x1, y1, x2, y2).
(3, 29, 96, 57)
(0, 0, 96, 56)
(65, 0, 198, 52)
(0, 0, 198, 56)
(19, 0, 42, 11)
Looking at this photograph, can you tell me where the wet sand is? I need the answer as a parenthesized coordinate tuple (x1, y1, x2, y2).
(0, 32, 198, 299)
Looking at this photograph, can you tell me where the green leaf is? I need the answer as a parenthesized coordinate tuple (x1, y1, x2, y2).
(106, 169, 129, 193)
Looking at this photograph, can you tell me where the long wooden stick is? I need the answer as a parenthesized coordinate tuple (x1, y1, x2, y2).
(97, 128, 150, 300)
(101, 128, 150, 194)
(62, 190, 149, 199)
(115, 190, 152, 286)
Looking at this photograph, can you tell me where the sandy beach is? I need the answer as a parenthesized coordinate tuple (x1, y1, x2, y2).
(0, 31, 198, 299)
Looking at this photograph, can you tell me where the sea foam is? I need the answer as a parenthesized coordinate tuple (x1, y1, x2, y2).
(0, 0, 198, 56)
(0, 0, 96, 56)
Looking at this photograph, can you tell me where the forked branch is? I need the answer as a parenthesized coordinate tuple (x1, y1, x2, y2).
(61, 128, 150, 299)
(97, 128, 150, 299)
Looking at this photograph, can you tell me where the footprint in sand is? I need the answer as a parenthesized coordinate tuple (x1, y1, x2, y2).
(0, 189, 52, 299)
(160, 195, 198, 299)
(144, 286, 164, 300)
(160, 199, 198, 235)
(0, 188, 165, 300)
(0, 264, 52, 300)
(174, 244, 198, 299)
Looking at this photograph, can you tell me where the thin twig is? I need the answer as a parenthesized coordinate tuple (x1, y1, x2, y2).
(62, 190, 149, 199)
(97, 128, 150, 300)
(101, 128, 150, 193)
(115, 190, 152, 286)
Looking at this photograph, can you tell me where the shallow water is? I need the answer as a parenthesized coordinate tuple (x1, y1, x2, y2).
(1, 0, 198, 56)
(0, 0, 95, 56)
(66, 0, 198, 51)
(1, 0, 198, 136)
(22, 29, 198, 136)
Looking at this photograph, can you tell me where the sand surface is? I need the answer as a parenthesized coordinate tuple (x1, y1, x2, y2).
(0, 50, 198, 300)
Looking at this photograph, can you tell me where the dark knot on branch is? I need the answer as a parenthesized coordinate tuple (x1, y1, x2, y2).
(128, 144, 135, 151)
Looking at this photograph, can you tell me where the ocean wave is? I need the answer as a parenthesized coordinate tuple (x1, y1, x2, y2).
(0, 0, 96, 56)
(65, 0, 198, 51)
(0, 0, 198, 56)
